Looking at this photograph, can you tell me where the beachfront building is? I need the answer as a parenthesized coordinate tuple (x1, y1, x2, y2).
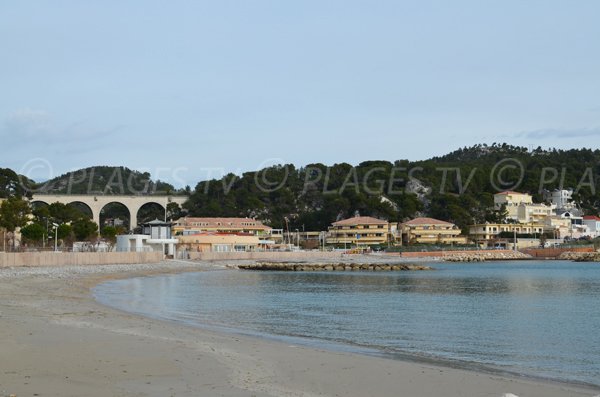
(399, 217, 468, 245)
(177, 232, 260, 253)
(556, 211, 589, 239)
(326, 216, 390, 247)
(116, 219, 178, 256)
(543, 216, 571, 239)
(583, 216, 600, 238)
(469, 222, 545, 246)
(172, 216, 281, 245)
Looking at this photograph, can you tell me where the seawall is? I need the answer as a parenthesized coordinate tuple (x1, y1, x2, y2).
(183, 251, 346, 261)
(521, 247, 595, 258)
(0, 251, 163, 268)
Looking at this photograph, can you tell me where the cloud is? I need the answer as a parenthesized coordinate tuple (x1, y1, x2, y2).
(516, 127, 600, 139)
(0, 108, 124, 154)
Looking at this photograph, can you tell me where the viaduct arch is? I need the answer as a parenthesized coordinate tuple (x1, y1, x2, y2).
(31, 194, 188, 230)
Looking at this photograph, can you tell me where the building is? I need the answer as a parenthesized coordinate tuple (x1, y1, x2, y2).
(543, 189, 574, 210)
(494, 191, 556, 223)
(172, 217, 271, 235)
(177, 232, 260, 253)
(543, 216, 571, 239)
(469, 222, 545, 246)
(515, 202, 556, 223)
(494, 191, 533, 211)
(116, 219, 178, 256)
(556, 210, 589, 239)
(326, 216, 390, 247)
(583, 215, 600, 238)
(399, 217, 468, 245)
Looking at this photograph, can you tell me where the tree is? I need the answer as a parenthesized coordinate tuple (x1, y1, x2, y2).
(0, 168, 33, 198)
(0, 197, 31, 232)
(166, 202, 184, 221)
(101, 226, 118, 242)
(57, 224, 73, 240)
(20, 223, 45, 244)
(72, 218, 98, 241)
(0, 197, 31, 250)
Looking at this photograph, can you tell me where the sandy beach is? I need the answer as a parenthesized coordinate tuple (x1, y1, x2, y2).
(1, 260, 598, 397)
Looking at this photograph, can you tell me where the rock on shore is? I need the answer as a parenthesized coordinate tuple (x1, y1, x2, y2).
(557, 251, 600, 262)
(237, 262, 433, 271)
(444, 251, 532, 262)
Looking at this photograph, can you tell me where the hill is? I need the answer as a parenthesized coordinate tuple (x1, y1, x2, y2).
(3, 144, 600, 232)
(0, 168, 35, 198)
(33, 166, 182, 196)
(183, 143, 600, 232)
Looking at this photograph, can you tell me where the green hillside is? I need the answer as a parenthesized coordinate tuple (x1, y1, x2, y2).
(183, 144, 600, 232)
(33, 166, 181, 195)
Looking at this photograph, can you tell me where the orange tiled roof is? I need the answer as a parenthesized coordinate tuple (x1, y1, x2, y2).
(583, 215, 600, 221)
(401, 217, 454, 226)
(332, 216, 388, 226)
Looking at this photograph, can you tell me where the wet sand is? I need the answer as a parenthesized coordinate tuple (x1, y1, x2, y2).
(1, 261, 598, 397)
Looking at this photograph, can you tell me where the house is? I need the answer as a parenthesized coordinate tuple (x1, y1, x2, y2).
(326, 216, 390, 247)
(116, 219, 178, 256)
(557, 210, 589, 239)
(177, 232, 260, 253)
(583, 215, 600, 237)
(399, 217, 467, 245)
(543, 188, 575, 210)
(494, 191, 533, 211)
(494, 191, 555, 223)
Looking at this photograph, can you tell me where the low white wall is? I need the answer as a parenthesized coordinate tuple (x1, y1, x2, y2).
(0, 251, 163, 268)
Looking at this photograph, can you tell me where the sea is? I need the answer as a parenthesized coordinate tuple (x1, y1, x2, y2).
(93, 260, 600, 387)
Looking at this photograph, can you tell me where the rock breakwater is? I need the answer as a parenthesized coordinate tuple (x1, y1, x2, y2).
(558, 251, 600, 262)
(237, 262, 433, 271)
(444, 251, 532, 262)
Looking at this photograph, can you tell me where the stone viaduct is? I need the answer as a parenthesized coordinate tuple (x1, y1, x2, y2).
(31, 194, 188, 230)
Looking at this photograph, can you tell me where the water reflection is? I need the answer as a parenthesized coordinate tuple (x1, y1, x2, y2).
(94, 260, 600, 386)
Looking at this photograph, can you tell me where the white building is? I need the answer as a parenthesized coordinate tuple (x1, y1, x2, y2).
(583, 216, 600, 238)
(116, 219, 178, 256)
(543, 189, 574, 210)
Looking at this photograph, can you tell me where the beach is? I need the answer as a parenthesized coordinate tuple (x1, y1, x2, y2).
(1, 261, 598, 397)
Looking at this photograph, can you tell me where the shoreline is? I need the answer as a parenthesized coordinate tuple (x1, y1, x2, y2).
(1, 260, 599, 397)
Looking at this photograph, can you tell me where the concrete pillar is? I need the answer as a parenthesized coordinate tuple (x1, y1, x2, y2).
(129, 206, 138, 231)
(93, 210, 101, 232)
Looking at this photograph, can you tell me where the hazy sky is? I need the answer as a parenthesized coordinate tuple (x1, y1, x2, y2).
(2, 1, 600, 187)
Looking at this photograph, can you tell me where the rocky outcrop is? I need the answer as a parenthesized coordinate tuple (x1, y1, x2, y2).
(558, 251, 600, 262)
(444, 251, 532, 262)
(237, 262, 433, 271)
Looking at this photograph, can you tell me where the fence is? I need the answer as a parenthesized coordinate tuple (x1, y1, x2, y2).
(0, 251, 163, 267)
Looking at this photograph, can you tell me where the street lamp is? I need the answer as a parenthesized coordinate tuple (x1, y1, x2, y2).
(52, 223, 59, 252)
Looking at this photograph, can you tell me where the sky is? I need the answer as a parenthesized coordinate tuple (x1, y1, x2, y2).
(2, 0, 600, 187)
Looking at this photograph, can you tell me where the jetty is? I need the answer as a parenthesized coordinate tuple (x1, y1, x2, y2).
(237, 262, 433, 271)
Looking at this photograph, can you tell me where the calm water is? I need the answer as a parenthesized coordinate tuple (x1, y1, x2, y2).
(94, 260, 600, 386)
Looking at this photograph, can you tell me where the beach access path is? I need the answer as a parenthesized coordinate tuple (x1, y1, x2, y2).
(0, 260, 598, 397)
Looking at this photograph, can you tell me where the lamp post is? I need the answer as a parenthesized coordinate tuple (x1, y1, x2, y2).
(295, 229, 299, 250)
(52, 223, 59, 252)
